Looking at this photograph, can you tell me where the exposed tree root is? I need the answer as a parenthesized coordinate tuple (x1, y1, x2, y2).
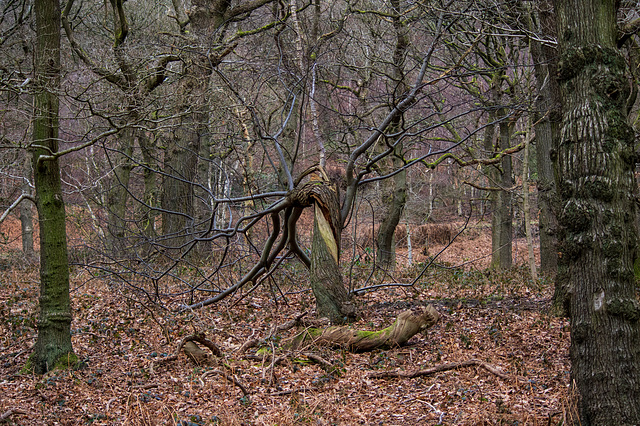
(292, 304, 440, 351)
(368, 358, 510, 380)
(150, 332, 222, 374)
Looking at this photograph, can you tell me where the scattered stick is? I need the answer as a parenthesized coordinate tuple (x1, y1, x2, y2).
(200, 369, 249, 396)
(132, 383, 159, 390)
(268, 386, 314, 396)
(236, 338, 259, 355)
(368, 359, 510, 380)
(302, 352, 334, 371)
(0, 408, 26, 422)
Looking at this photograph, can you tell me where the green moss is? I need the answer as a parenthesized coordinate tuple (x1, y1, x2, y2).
(634, 257, 640, 281)
(354, 329, 380, 339)
(52, 352, 80, 371)
(291, 328, 324, 348)
(607, 298, 640, 322)
(256, 347, 271, 356)
(20, 356, 34, 374)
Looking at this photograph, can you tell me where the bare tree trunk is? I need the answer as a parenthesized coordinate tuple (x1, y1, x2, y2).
(496, 115, 513, 269)
(375, 0, 408, 270)
(293, 305, 439, 351)
(30, 0, 74, 374)
(528, 0, 560, 280)
(376, 150, 406, 270)
(554, 0, 640, 422)
(161, 124, 200, 251)
(106, 129, 134, 251)
(522, 129, 537, 281)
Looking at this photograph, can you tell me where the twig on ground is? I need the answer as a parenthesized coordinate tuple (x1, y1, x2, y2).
(268, 386, 314, 396)
(302, 352, 334, 371)
(368, 358, 509, 380)
(200, 369, 249, 396)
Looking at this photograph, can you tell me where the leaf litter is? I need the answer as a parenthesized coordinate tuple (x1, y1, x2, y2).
(0, 226, 570, 425)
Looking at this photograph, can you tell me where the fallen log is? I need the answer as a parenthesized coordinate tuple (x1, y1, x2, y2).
(292, 304, 439, 351)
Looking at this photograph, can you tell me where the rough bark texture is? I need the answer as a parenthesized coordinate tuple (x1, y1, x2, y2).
(293, 305, 439, 351)
(31, 0, 74, 374)
(161, 121, 200, 250)
(484, 77, 513, 270)
(554, 0, 640, 423)
(376, 150, 406, 270)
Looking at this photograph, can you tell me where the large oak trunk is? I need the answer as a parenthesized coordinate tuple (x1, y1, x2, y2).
(554, 0, 640, 423)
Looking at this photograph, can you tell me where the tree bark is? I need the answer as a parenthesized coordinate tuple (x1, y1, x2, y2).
(483, 77, 512, 270)
(30, 0, 74, 374)
(376, 150, 406, 270)
(161, 120, 201, 251)
(522, 129, 537, 281)
(308, 183, 352, 324)
(554, 0, 640, 423)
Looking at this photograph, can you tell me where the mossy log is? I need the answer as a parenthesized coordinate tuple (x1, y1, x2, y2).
(292, 305, 439, 351)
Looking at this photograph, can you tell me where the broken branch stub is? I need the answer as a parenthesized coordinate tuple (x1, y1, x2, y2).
(293, 304, 439, 351)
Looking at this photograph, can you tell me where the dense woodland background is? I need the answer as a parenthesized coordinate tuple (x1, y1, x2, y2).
(1, 0, 639, 424)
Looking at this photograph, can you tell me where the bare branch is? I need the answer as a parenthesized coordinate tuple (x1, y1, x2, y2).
(0, 192, 35, 224)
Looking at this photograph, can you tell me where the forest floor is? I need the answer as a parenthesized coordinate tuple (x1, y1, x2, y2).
(0, 217, 572, 425)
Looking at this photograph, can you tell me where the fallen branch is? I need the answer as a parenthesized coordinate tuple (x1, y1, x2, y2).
(368, 358, 510, 380)
(292, 304, 439, 351)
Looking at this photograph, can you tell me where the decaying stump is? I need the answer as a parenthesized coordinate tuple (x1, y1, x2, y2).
(292, 304, 439, 351)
